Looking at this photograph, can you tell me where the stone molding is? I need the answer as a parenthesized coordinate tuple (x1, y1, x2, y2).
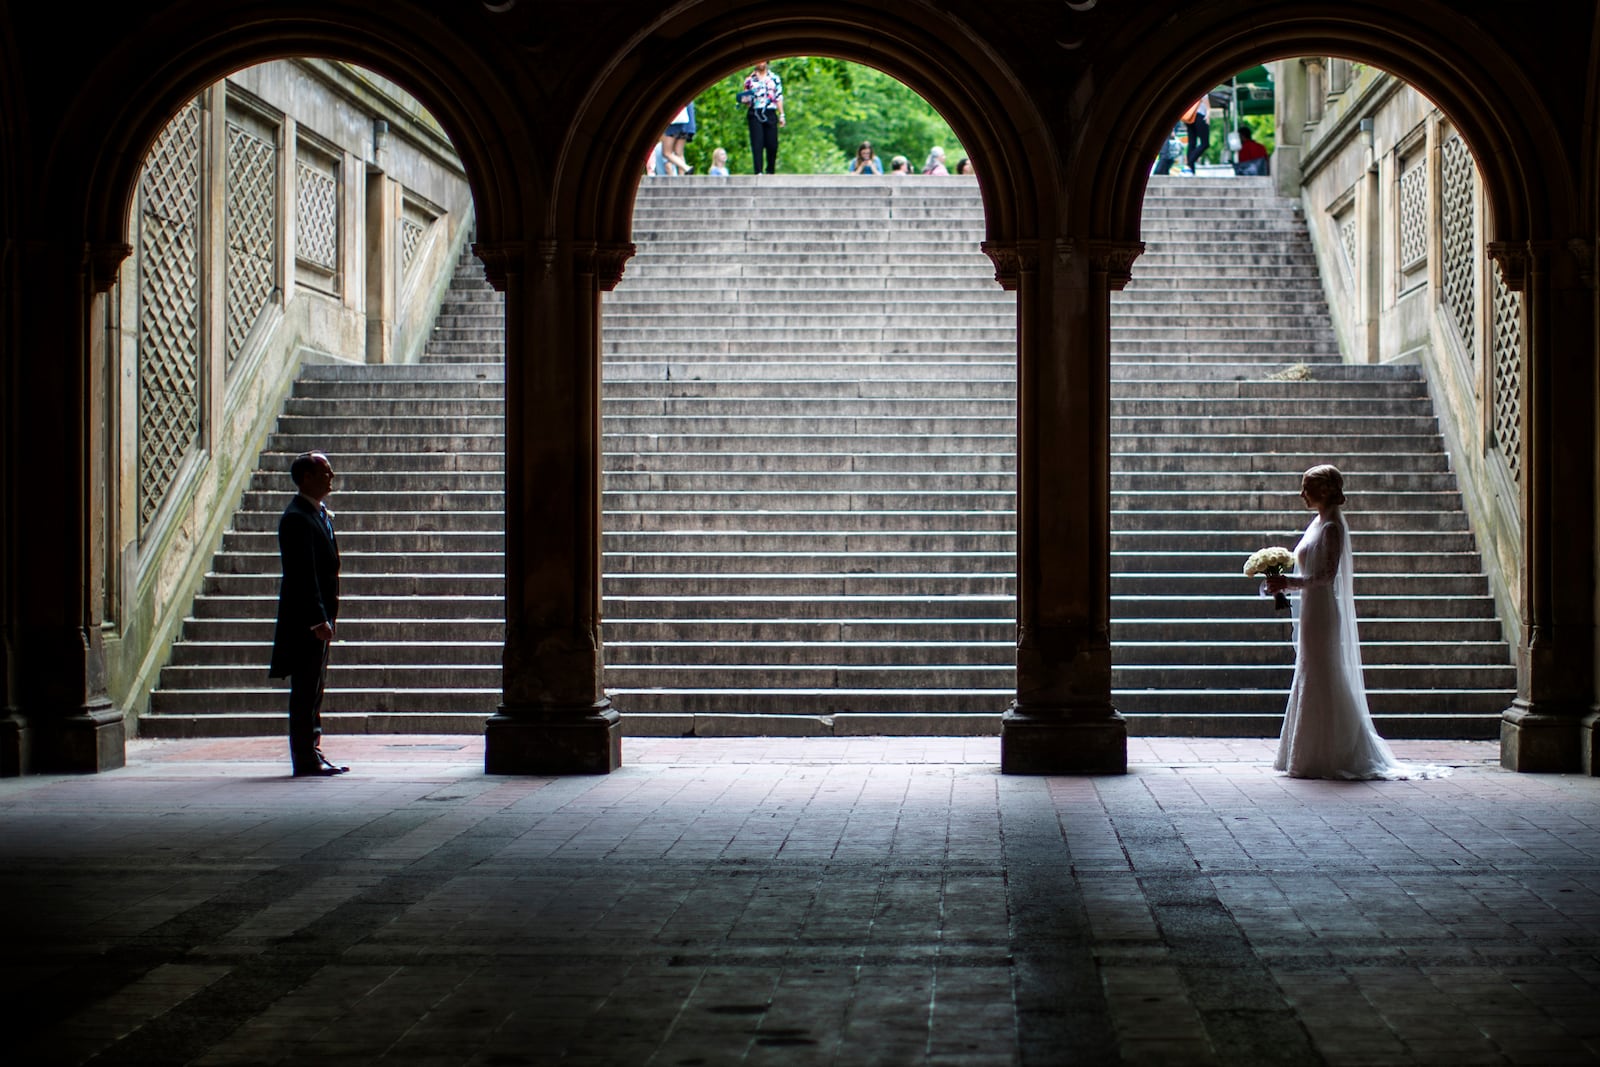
(980, 239, 1038, 291)
(473, 239, 638, 290)
(472, 240, 525, 291)
(1565, 238, 1595, 289)
(86, 242, 133, 294)
(1486, 240, 1529, 292)
(1086, 239, 1144, 291)
(576, 241, 636, 290)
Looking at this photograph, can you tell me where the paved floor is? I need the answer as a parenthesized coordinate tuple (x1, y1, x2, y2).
(0, 736, 1596, 1066)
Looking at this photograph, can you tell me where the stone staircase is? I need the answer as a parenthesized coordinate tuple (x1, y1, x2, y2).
(144, 174, 1514, 737)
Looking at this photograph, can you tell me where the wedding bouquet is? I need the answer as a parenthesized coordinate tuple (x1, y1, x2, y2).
(1243, 546, 1294, 610)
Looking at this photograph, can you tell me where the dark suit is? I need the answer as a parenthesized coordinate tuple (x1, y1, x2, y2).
(268, 494, 341, 772)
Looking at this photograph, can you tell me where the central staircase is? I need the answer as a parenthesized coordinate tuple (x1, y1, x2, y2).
(146, 174, 1514, 737)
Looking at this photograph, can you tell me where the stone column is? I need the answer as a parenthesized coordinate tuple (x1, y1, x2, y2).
(479, 238, 631, 774)
(1272, 60, 1307, 199)
(990, 236, 1137, 774)
(1303, 59, 1327, 125)
(1491, 239, 1599, 772)
(1, 239, 128, 774)
(365, 172, 397, 364)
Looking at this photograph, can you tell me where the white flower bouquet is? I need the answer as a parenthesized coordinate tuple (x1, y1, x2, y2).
(1243, 546, 1294, 610)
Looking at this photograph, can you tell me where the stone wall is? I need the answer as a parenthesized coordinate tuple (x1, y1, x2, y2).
(1280, 60, 1523, 649)
(103, 59, 473, 726)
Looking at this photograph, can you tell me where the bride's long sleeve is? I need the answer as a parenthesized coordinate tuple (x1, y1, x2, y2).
(1295, 522, 1342, 588)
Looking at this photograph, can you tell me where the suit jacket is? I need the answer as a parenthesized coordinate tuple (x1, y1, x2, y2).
(268, 494, 341, 678)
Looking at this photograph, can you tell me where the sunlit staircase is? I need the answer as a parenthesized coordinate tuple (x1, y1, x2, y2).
(144, 174, 1513, 738)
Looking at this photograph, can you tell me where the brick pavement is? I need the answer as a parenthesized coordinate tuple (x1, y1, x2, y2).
(0, 737, 1596, 1065)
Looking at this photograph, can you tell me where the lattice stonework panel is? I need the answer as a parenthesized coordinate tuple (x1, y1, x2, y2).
(1440, 133, 1477, 356)
(1398, 163, 1427, 270)
(225, 119, 276, 369)
(1491, 264, 1522, 482)
(137, 99, 203, 530)
(401, 218, 425, 274)
(1338, 212, 1359, 286)
(295, 158, 339, 271)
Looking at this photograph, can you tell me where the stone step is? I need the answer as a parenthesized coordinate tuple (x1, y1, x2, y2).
(144, 176, 1514, 737)
(241, 465, 1463, 493)
(193, 566, 1496, 602)
(602, 361, 1012, 380)
(168, 614, 1504, 647)
(211, 526, 1480, 556)
(157, 658, 1512, 696)
(298, 363, 506, 381)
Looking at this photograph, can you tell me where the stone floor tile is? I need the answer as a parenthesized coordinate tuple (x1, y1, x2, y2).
(4, 737, 1598, 1065)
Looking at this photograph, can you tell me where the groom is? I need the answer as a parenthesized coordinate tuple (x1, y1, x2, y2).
(268, 450, 349, 777)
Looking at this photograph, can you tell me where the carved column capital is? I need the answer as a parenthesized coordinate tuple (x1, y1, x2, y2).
(980, 239, 1039, 291)
(1487, 240, 1530, 292)
(1086, 239, 1144, 291)
(575, 241, 637, 291)
(85, 242, 133, 294)
(534, 239, 560, 281)
(472, 240, 526, 292)
(1566, 238, 1595, 288)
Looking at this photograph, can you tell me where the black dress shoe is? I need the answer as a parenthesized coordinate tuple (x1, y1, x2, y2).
(315, 749, 349, 774)
(293, 765, 345, 777)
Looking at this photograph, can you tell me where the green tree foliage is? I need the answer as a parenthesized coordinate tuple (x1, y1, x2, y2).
(678, 57, 963, 175)
(1195, 112, 1277, 165)
(1244, 114, 1275, 154)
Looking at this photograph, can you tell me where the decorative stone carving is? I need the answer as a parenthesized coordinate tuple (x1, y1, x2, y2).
(1485, 241, 1529, 291)
(1567, 237, 1595, 289)
(576, 241, 636, 290)
(1337, 210, 1357, 276)
(1490, 261, 1522, 483)
(294, 157, 338, 271)
(980, 239, 1038, 291)
(473, 241, 525, 291)
(533, 239, 559, 280)
(1398, 161, 1427, 270)
(1086, 239, 1144, 290)
(136, 99, 204, 531)
(224, 118, 276, 369)
(400, 217, 425, 274)
(1439, 132, 1477, 355)
(86, 242, 133, 294)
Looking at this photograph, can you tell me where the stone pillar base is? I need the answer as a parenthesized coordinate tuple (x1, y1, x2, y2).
(485, 702, 622, 775)
(0, 713, 31, 777)
(1500, 702, 1587, 772)
(32, 700, 126, 774)
(1001, 705, 1127, 775)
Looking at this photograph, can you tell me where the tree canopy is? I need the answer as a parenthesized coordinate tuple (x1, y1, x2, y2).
(676, 57, 965, 176)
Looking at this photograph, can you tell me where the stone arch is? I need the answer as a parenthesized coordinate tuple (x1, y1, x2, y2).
(1075, 7, 1571, 248)
(1073, 4, 1593, 772)
(57, 10, 534, 259)
(11, 8, 541, 774)
(554, 0, 1050, 258)
(0, 13, 17, 233)
(474, 0, 1112, 777)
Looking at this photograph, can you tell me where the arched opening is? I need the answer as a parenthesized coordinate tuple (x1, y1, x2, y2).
(123, 58, 489, 742)
(495, 9, 1071, 774)
(11, 1, 1590, 778)
(1078, 15, 1584, 771)
(601, 57, 1010, 733)
(27, 13, 534, 772)
(1098, 57, 1521, 740)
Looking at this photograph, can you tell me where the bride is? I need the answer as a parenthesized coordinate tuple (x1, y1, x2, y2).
(1263, 465, 1448, 780)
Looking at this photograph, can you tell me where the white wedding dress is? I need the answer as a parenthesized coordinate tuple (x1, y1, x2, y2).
(1273, 510, 1448, 780)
